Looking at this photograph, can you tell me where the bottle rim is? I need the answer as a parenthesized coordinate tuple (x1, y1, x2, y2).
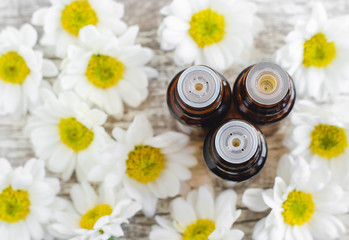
(246, 62, 289, 105)
(214, 120, 259, 165)
(177, 65, 221, 108)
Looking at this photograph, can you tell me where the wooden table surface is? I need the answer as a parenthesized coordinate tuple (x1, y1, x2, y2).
(2, 0, 349, 239)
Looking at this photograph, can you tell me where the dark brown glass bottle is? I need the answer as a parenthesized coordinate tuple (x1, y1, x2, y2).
(203, 119, 267, 182)
(232, 62, 296, 134)
(167, 65, 232, 130)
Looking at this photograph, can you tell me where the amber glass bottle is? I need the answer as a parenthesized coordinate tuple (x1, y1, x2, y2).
(203, 119, 267, 182)
(232, 62, 296, 133)
(167, 65, 232, 130)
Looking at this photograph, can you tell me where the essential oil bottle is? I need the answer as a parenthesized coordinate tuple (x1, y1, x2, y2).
(167, 65, 231, 132)
(203, 119, 267, 182)
(232, 62, 296, 133)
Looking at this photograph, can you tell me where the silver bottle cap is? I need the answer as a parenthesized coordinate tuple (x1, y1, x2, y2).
(215, 120, 259, 164)
(177, 66, 221, 108)
(246, 62, 289, 105)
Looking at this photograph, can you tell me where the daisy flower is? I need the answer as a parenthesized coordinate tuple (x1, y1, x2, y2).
(149, 185, 244, 240)
(275, 2, 349, 101)
(158, 0, 262, 71)
(48, 182, 141, 240)
(0, 24, 57, 119)
(0, 158, 60, 240)
(59, 25, 155, 118)
(88, 114, 197, 217)
(284, 98, 349, 183)
(31, 0, 127, 58)
(242, 154, 347, 240)
(25, 90, 111, 181)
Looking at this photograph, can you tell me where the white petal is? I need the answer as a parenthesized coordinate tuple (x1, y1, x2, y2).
(150, 171, 180, 198)
(78, 25, 101, 44)
(25, 215, 44, 239)
(150, 226, 182, 240)
(0, 158, 12, 175)
(252, 218, 269, 240)
(196, 186, 214, 219)
(126, 114, 153, 145)
(171, 198, 196, 229)
(166, 162, 191, 180)
(61, 156, 76, 181)
(261, 189, 279, 209)
(215, 189, 238, 227)
(104, 89, 124, 118)
(203, 45, 228, 71)
(123, 178, 158, 217)
(11, 167, 33, 190)
(111, 127, 126, 142)
(166, 149, 197, 167)
(85, 109, 107, 127)
(210, 229, 244, 240)
(123, 68, 149, 89)
(273, 177, 287, 203)
(288, 226, 312, 240)
(313, 185, 347, 214)
(309, 212, 345, 239)
(20, 24, 37, 48)
(118, 80, 147, 107)
(31, 8, 48, 26)
(24, 158, 45, 180)
(115, 200, 142, 219)
(9, 221, 30, 240)
(119, 25, 139, 45)
(47, 144, 75, 174)
(242, 188, 269, 212)
(174, 37, 198, 65)
(169, 0, 192, 20)
(155, 216, 177, 232)
(145, 131, 189, 149)
(70, 182, 98, 215)
(42, 59, 58, 77)
(276, 155, 295, 184)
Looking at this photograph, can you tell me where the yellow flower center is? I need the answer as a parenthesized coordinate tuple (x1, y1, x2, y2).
(310, 124, 348, 159)
(0, 186, 30, 223)
(282, 190, 315, 226)
(189, 9, 225, 48)
(80, 204, 112, 230)
(58, 117, 94, 152)
(85, 54, 125, 89)
(303, 33, 336, 68)
(126, 145, 165, 183)
(182, 219, 216, 240)
(0, 51, 30, 84)
(61, 0, 98, 36)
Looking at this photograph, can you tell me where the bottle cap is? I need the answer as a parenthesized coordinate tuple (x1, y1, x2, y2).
(177, 65, 221, 108)
(215, 120, 259, 164)
(246, 62, 289, 105)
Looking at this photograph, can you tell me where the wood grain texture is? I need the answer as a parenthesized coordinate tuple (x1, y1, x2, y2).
(1, 0, 349, 239)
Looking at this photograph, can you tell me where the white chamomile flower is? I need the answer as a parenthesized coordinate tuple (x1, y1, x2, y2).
(158, 0, 262, 71)
(150, 185, 244, 240)
(0, 158, 60, 240)
(48, 182, 141, 240)
(31, 0, 127, 58)
(242, 154, 347, 240)
(26, 90, 111, 181)
(0, 24, 57, 119)
(88, 114, 198, 217)
(59, 25, 156, 118)
(284, 99, 349, 183)
(275, 2, 349, 101)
